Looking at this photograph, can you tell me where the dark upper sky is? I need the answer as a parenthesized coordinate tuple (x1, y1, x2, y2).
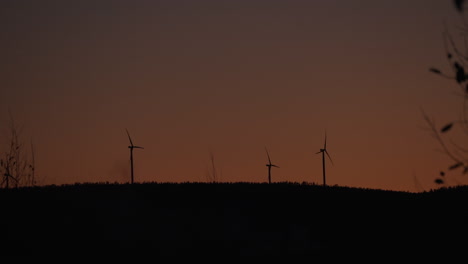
(0, 0, 465, 192)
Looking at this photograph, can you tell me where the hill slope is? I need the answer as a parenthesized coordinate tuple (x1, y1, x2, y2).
(0, 182, 467, 255)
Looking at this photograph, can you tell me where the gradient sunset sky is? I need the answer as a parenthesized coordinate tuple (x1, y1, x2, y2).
(1, 0, 466, 192)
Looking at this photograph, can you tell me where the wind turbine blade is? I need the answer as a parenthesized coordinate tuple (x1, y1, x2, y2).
(325, 150, 334, 165)
(134, 146, 144, 149)
(265, 147, 272, 164)
(272, 165, 279, 168)
(126, 128, 134, 146)
(324, 131, 327, 149)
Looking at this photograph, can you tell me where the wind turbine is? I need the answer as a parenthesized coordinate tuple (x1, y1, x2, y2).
(265, 147, 279, 184)
(126, 129, 144, 184)
(316, 132, 334, 186)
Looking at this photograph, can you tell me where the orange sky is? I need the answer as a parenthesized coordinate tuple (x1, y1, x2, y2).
(1, 0, 466, 192)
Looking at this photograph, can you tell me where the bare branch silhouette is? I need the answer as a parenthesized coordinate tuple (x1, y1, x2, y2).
(1, 111, 36, 188)
(425, 1, 468, 186)
(206, 150, 221, 183)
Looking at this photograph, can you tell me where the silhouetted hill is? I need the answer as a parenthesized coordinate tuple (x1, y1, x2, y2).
(0, 182, 467, 255)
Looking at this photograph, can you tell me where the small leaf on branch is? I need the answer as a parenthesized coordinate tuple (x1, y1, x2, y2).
(429, 68, 442, 74)
(440, 123, 453, 132)
(435, 178, 444, 184)
(455, 62, 466, 83)
(448, 53, 452, 59)
(448, 162, 463, 170)
(455, 0, 465, 12)
(440, 171, 445, 176)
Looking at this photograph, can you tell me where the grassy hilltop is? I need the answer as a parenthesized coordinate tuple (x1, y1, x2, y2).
(0, 182, 467, 255)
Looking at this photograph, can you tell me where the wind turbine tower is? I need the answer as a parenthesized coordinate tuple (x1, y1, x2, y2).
(126, 129, 144, 184)
(316, 132, 334, 186)
(265, 147, 279, 184)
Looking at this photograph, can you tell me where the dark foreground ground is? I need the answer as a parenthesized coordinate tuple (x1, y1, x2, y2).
(0, 182, 467, 255)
